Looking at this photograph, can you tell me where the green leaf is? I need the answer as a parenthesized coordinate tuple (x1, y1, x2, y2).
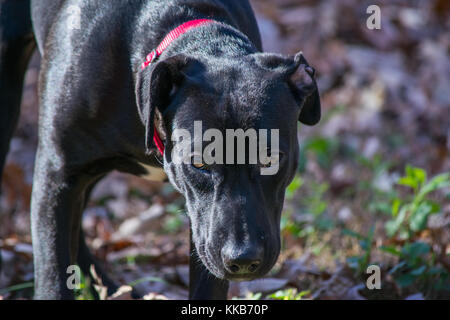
(0, 281, 34, 295)
(286, 175, 303, 199)
(410, 242, 431, 255)
(410, 265, 427, 276)
(316, 217, 334, 231)
(395, 273, 416, 287)
(391, 198, 401, 216)
(417, 172, 450, 201)
(267, 289, 308, 300)
(405, 165, 414, 178)
(398, 176, 418, 190)
(401, 242, 430, 259)
(409, 202, 432, 232)
(399, 165, 427, 191)
(385, 206, 407, 237)
(268, 290, 288, 300)
(389, 261, 407, 275)
(312, 201, 327, 216)
(398, 229, 410, 241)
(411, 167, 427, 187)
(428, 266, 444, 275)
(385, 220, 397, 237)
(249, 292, 262, 300)
(297, 290, 311, 299)
(369, 201, 392, 215)
(380, 245, 401, 256)
(304, 137, 338, 169)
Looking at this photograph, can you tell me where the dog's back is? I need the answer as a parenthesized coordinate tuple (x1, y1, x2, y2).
(31, 0, 261, 54)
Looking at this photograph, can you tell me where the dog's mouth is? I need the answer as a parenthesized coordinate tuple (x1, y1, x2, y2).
(223, 273, 260, 282)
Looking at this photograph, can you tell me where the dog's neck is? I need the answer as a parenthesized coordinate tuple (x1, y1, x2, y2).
(160, 21, 257, 61)
(132, 18, 258, 75)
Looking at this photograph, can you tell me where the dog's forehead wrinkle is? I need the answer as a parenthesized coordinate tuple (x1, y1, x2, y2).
(179, 59, 295, 132)
(201, 57, 265, 87)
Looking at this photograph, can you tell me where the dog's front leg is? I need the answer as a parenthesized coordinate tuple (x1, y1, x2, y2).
(30, 150, 89, 300)
(189, 230, 229, 300)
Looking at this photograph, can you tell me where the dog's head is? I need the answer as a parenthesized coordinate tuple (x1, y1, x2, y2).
(136, 51, 320, 281)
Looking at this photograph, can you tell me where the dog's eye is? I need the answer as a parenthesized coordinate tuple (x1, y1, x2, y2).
(259, 150, 283, 168)
(260, 162, 272, 168)
(192, 162, 207, 170)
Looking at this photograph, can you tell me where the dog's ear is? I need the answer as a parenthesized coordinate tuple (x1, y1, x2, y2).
(289, 52, 321, 125)
(136, 54, 191, 154)
(253, 52, 321, 126)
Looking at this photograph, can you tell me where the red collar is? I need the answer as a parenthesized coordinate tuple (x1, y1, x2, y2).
(141, 19, 215, 155)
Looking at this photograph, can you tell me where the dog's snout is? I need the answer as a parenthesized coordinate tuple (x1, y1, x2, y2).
(222, 246, 263, 276)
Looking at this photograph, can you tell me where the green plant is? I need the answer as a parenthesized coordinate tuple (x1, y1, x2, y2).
(282, 180, 332, 239)
(381, 241, 449, 294)
(298, 136, 339, 171)
(267, 288, 310, 300)
(280, 209, 302, 238)
(357, 154, 398, 214)
(385, 166, 450, 239)
(0, 281, 34, 298)
(380, 166, 450, 296)
(304, 181, 329, 217)
(74, 269, 95, 300)
(343, 226, 375, 275)
(285, 175, 303, 200)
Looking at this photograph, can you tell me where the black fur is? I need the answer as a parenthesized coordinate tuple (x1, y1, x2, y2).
(0, 0, 320, 299)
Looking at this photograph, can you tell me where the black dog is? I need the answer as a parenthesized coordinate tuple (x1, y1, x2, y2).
(0, 0, 320, 299)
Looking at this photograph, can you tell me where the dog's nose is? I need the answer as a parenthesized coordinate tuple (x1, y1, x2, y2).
(222, 247, 263, 275)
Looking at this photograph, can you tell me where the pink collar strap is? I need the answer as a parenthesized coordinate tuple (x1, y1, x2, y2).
(141, 19, 215, 155)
